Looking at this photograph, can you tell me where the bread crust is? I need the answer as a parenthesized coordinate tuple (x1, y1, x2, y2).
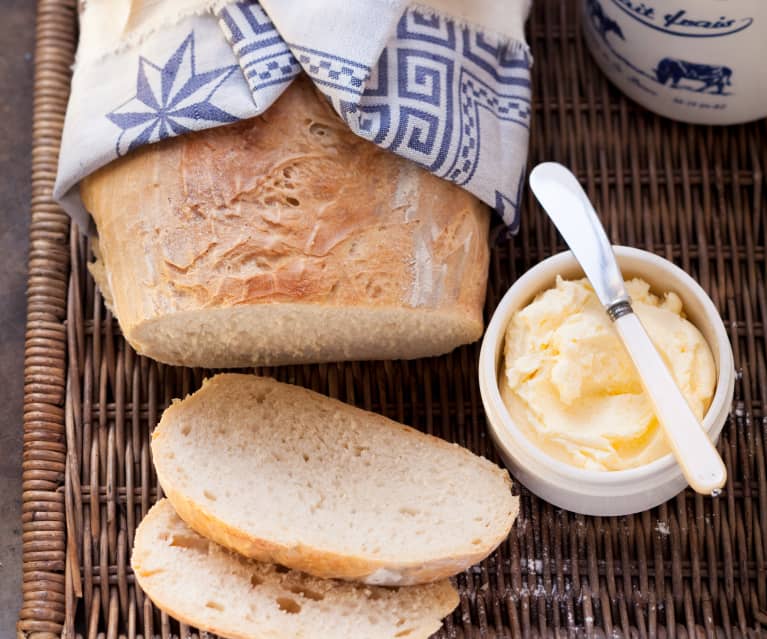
(160, 478, 510, 585)
(152, 374, 518, 585)
(81, 75, 490, 367)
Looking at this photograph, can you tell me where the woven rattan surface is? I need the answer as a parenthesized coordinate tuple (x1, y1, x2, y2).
(19, 0, 767, 637)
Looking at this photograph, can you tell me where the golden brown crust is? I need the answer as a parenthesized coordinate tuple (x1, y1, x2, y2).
(81, 75, 490, 366)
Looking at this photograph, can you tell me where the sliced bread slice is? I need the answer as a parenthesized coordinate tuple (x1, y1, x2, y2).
(133, 500, 459, 639)
(151, 374, 517, 585)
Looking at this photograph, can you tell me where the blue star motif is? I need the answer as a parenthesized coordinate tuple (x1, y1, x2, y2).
(107, 33, 239, 157)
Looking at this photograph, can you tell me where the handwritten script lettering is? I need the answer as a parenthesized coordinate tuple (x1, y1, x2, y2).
(609, 1, 753, 37)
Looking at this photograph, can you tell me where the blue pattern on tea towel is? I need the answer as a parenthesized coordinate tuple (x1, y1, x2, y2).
(291, 46, 370, 96)
(223, 4, 532, 229)
(218, 3, 301, 109)
(107, 34, 240, 157)
(93, 2, 531, 230)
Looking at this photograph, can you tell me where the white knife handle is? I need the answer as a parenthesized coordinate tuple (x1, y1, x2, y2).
(613, 311, 727, 495)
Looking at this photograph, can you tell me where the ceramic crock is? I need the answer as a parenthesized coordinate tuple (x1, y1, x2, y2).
(582, 0, 767, 124)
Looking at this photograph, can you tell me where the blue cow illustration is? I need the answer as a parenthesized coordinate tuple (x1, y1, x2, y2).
(587, 0, 625, 40)
(655, 58, 733, 94)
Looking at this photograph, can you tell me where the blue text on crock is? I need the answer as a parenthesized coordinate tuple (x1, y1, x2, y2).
(610, 1, 754, 37)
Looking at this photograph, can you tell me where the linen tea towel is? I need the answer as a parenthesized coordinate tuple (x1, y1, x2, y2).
(54, 0, 533, 232)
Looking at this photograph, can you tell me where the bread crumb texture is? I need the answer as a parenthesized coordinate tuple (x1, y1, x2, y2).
(133, 500, 460, 639)
(151, 374, 518, 584)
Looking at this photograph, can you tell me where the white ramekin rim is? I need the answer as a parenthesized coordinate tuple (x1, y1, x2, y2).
(479, 245, 735, 489)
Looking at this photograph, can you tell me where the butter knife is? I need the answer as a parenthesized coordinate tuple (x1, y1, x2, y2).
(528, 162, 726, 496)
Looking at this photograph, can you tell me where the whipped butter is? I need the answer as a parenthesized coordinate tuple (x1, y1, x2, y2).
(501, 277, 716, 471)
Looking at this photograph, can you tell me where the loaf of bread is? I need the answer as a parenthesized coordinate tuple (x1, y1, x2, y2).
(152, 374, 517, 585)
(133, 500, 459, 639)
(81, 75, 490, 368)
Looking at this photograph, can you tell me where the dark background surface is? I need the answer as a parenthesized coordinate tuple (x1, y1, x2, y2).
(0, 1, 36, 637)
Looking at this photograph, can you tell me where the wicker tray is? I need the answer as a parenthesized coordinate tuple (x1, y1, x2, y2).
(19, 0, 767, 637)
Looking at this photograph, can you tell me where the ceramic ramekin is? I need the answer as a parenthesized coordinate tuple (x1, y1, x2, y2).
(479, 246, 735, 516)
